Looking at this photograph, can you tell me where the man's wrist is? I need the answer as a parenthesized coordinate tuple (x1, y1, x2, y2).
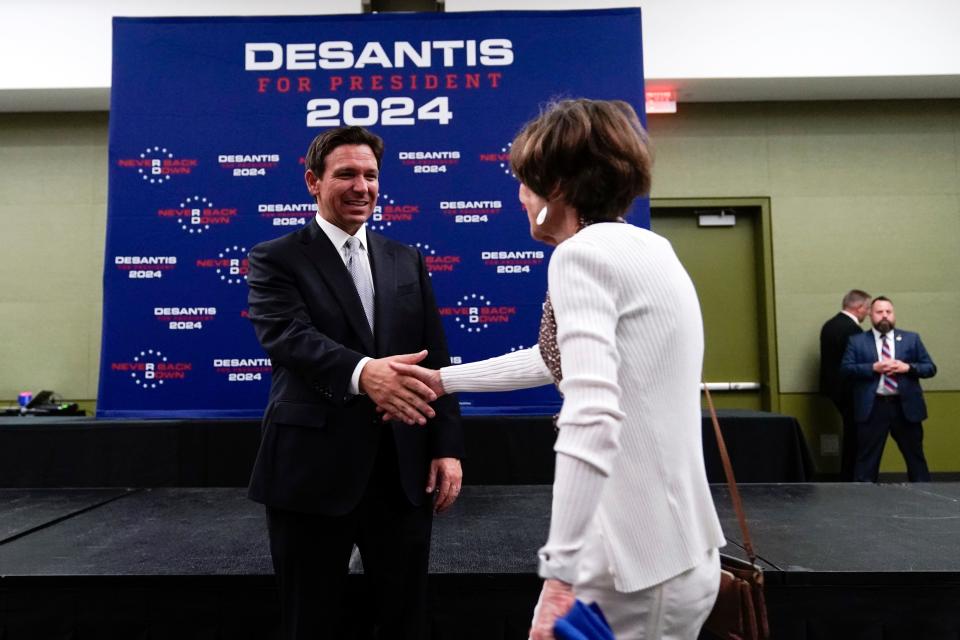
(351, 357, 372, 395)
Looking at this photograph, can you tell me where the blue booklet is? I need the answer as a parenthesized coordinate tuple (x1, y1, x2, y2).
(554, 599, 615, 640)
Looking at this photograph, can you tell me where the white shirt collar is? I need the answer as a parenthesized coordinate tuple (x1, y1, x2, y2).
(871, 327, 895, 341)
(841, 310, 860, 324)
(315, 213, 369, 258)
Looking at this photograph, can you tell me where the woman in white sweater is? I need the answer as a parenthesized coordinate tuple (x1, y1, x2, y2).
(393, 99, 724, 640)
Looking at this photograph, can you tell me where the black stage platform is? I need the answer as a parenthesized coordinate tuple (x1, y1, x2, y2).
(2, 484, 958, 639)
(0, 410, 813, 487)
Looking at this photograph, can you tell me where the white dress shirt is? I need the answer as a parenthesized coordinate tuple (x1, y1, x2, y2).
(841, 310, 860, 325)
(315, 213, 373, 395)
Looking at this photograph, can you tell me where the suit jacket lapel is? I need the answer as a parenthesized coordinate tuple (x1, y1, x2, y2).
(892, 330, 905, 357)
(367, 231, 396, 357)
(297, 223, 375, 355)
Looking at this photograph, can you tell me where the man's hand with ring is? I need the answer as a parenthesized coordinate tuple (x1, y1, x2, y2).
(426, 457, 462, 513)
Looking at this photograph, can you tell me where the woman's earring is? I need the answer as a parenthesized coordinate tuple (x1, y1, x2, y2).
(536, 205, 549, 225)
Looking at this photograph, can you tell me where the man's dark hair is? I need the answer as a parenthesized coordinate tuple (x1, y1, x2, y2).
(871, 295, 892, 308)
(305, 126, 384, 176)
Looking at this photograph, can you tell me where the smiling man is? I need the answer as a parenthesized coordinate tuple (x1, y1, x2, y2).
(246, 126, 463, 639)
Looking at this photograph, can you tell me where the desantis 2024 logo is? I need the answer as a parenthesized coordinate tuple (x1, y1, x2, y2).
(116, 146, 198, 184)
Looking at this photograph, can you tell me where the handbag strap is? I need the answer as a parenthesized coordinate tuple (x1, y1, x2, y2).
(702, 384, 759, 566)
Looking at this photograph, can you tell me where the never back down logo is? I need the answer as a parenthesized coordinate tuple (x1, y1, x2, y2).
(439, 293, 516, 333)
(478, 141, 515, 179)
(412, 242, 461, 277)
(110, 348, 192, 390)
(116, 146, 198, 184)
(157, 195, 237, 234)
(195, 245, 249, 285)
(368, 192, 420, 232)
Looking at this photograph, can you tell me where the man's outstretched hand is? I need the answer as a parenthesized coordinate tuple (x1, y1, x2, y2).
(360, 350, 437, 425)
(377, 361, 446, 422)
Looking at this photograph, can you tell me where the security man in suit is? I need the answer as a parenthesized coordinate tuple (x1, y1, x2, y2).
(246, 126, 464, 639)
(819, 289, 870, 480)
(841, 296, 936, 482)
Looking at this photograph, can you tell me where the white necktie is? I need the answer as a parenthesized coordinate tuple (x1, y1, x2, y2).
(343, 236, 375, 331)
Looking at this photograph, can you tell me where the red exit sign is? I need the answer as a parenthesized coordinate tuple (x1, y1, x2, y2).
(646, 89, 677, 114)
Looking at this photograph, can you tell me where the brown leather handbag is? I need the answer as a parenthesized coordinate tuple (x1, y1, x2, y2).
(702, 386, 770, 640)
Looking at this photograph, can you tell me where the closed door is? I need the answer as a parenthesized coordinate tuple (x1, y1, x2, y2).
(651, 206, 766, 409)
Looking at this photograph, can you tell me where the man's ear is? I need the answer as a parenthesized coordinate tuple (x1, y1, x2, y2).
(305, 170, 320, 196)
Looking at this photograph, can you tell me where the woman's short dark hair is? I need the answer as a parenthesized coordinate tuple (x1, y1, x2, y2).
(305, 126, 385, 177)
(510, 99, 652, 222)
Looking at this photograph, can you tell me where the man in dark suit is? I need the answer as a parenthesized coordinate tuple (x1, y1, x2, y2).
(246, 126, 464, 639)
(819, 289, 871, 480)
(841, 296, 936, 483)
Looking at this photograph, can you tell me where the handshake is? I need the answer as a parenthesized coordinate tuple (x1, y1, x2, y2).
(358, 350, 447, 425)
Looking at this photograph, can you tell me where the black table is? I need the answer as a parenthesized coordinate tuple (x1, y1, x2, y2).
(700, 409, 813, 483)
(0, 410, 812, 487)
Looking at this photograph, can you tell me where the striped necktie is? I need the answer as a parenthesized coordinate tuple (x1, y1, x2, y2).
(344, 236, 375, 331)
(881, 334, 898, 393)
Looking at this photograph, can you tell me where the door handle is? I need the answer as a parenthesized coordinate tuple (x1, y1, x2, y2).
(699, 382, 760, 391)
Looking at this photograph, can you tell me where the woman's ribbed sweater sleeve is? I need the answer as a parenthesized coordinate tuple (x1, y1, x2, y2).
(549, 237, 625, 474)
(537, 234, 626, 583)
(439, 345, 553, 393)
(537, 452, 606, 583)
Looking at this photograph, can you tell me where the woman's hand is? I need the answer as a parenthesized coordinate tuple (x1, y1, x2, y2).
(530, 579, 575, 640)
(378, 361, 446, 422)
(388, 361, 445, 396)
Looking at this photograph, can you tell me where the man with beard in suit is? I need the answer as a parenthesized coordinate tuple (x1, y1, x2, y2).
(841, 296, 936, 482)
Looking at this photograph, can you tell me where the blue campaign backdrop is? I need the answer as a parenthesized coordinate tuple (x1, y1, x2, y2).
(98, 9, 647, 418)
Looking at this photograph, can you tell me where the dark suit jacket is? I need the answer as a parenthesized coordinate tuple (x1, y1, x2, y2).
(819, 312, 862, 407)
(840, 329, 936, 423)
(246, 221, 463, 515)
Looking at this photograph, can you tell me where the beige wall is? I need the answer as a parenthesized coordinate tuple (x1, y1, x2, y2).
(649, 100, 960, 394)
(648, 100, 960, 473)
(0, 113, 108, 399)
